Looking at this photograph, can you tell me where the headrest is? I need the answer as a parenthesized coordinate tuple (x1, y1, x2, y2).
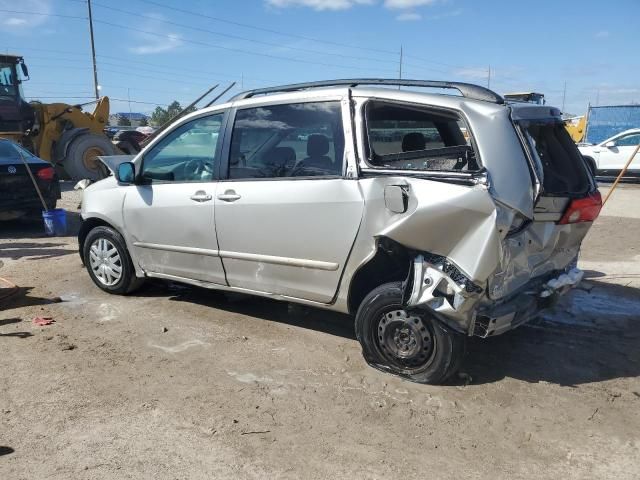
(307, 134, 330, 157)
(268, 146, 296, 166)
(401, 132, 426, 152)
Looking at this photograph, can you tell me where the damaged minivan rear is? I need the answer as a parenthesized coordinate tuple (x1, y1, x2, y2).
(79, 79, 600, 385)
(349, 89, 599, 383)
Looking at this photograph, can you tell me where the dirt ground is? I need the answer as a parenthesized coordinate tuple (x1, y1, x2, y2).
(1, 183, 639, 479)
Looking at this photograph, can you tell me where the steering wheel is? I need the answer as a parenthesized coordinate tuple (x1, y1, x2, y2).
(184, 158, 214, 179)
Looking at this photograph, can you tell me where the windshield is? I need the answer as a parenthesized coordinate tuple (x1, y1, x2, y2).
(0, 62, 19, 97)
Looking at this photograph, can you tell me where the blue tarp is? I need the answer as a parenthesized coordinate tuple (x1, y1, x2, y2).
(585, 105, 640, 144)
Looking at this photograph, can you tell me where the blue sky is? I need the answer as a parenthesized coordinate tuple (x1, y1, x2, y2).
(1, 0, 638, 116)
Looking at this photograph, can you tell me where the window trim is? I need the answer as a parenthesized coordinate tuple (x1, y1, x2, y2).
(219, 100, 349, 182)
(137, 110, 229, 185)
(360, 99, 483, 175)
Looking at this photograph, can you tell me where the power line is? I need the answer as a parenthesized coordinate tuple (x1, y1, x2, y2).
(91, 18, 398, 75)
(9, 46, 279, 84)
(133, 0, 399, 56)
(130, 0, 476, 71)
(89, 1, 395, 66)
(0, 9, 86, 20)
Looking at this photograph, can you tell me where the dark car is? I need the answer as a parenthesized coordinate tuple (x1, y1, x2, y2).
(0, 138, 61, 221)
(112, 129, 149, 155)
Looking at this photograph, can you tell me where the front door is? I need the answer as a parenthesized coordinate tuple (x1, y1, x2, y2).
(214, 100, 363, 303)
(123, 112, 227, 284)
(599, 132, 640, 170)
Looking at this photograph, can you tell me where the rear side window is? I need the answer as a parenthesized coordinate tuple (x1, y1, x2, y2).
(519, 120, 591, 195)
(228, 101, 344, 179)
(365, 101, 479, 172)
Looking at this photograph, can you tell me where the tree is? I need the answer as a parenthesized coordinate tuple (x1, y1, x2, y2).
(117, 115, 131, 126)
(139, 116, 149, 127)
(150, 100, 197, 126)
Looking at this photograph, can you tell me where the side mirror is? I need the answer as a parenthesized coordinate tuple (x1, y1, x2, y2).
(117, 162, 135, 184)
(605, 141, 616, 148)
(20, 63, 29, 79)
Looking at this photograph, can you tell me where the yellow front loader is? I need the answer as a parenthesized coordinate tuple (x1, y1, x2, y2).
(0, 54, 115, 180)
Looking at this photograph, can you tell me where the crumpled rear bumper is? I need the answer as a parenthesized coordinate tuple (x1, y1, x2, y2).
(472, 268, 584, 337)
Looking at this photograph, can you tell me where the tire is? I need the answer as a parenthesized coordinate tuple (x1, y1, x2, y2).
(83, 225, 144, 295)
(355, 282, 465, 385)
(63, 134, 115, 181)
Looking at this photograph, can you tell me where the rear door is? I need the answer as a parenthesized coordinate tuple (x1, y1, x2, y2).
(122, 112, 227, 284)
(214, 99, 363, 303)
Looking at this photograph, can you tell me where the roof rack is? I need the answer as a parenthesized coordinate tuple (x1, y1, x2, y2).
(231, 78, 504, 104)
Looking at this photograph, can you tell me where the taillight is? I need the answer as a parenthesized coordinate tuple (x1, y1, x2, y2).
(558, 191, 602, 225)
(36, 167, 55, 182)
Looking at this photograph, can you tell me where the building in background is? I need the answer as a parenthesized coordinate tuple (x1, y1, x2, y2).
(109, 112, 149, 127)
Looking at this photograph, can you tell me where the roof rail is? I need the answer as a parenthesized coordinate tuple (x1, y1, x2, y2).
(230, 78, 504, 104)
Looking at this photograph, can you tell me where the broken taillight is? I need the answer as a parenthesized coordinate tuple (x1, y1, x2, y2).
(558, 191, 602, 225)
(36, 167, 55, 182)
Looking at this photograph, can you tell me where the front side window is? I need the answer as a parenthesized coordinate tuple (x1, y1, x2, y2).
(0, 63, 17, 97)
(228, 101, 344, 179)
(365, 101, 479, 172)
(616, 133, 640, 147)
(141, 113, 223, 183)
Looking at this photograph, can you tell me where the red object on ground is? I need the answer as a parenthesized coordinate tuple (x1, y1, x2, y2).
(33, 317, 55, 326)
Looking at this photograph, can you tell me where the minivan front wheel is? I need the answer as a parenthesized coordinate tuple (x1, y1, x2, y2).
(83, 226, 144, 295)
(355, 282, 465, 384)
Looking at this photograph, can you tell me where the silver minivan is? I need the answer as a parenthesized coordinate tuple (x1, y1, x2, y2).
(79, 79, 600, 384)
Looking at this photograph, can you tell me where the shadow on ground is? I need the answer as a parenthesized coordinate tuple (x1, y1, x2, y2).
(0, 287, 59, 311)
(0, 446, 14, 456)
(141, 281, 356, 340)
(136, 279, 640, 387)
(0, 318, 32, 338)
(0, 211, 81, 241)
(464, 279, 640, 387)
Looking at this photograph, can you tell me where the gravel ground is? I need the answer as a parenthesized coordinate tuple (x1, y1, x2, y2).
(1, 182, 639, 479)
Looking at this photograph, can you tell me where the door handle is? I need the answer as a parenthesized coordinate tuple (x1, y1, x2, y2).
(190, 190, 213, 202)
(217, 190, 241, 202)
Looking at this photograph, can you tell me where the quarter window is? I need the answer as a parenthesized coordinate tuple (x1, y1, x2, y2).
(228, 101, 344, 179)
(141, 114, 223, 183)
(365, 101, 479, 172)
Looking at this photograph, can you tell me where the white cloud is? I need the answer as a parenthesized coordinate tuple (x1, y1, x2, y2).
(129, 14, 183, 55)
(595, 30, 609, 39)
(0, 0, 51, 30)
(396, 12, 422, 21)
(266, 0, 374, 10)
(384, 0, 437, 9)
(4, 18, 28, 26)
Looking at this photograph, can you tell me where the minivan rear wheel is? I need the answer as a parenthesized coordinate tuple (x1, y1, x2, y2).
(355, 282, 465, 384)
(83, 226, 144, 295)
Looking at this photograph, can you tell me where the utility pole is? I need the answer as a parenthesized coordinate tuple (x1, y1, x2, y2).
(561, 81, 567, 112)
(87, 0, 100, 99)
(127, 87, 132, 122)
(487, 65, 491, 89)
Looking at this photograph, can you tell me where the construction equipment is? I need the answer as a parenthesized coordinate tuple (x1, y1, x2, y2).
(504, 92, 546, 105)
(0, 54, 115, 180)
(564, 115, 587, 143)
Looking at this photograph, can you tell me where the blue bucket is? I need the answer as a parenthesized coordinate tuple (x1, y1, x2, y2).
(42, 209, 67, 236)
